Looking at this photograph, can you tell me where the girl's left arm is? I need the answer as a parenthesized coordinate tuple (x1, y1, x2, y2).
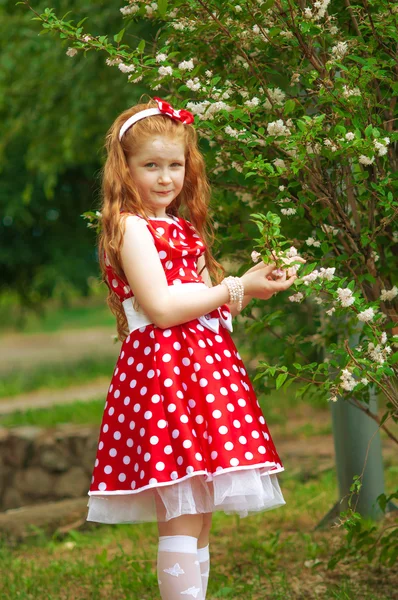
(197, 255, 253, 318)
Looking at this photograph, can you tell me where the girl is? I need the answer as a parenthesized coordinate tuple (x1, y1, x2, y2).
(86, 96, 303, 599)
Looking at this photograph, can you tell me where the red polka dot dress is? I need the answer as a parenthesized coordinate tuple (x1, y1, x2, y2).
(86, 213, 285, 524)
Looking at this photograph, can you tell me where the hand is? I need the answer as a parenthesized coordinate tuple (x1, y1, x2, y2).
(246, 255, 306, 283)
(241, 262, 299, 300)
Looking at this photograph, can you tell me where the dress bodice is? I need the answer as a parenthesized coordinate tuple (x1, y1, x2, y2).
(104, 214, 207, 302)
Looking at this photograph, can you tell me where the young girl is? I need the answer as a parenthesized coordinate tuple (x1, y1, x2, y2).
(86, 96, 302, 599)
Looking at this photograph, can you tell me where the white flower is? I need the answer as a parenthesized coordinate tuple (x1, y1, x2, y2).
(281, 208, 296, 216)
(267, 119, 291, 137)
(156, 53, 168, 63)
(120, 4, 140, 15)
(178, 59, 194, 71)
(331, 41, 348, 60)
(345, 132, 355, 141)
(289, 292, 304, 303)
(321, 223, 339, 236)
(381, 332, 387, 345)
(337, 287, 355, 307)
(273, 158, 286, 169)
(106, 57, 122, 66)
(340, 368, 357, 391)
(304, 7, 313, 18)
(66, 47, 78, 57)
(235, 5, 242, 12)
(319, 267, 336, 280)
(118, 63, 136, 73)
(251, 250, 261, 263)
(342, 85, 361, 98)
(158, 65, 173, 77)
(329, 395, 338, 403)
(357, 307, 376, 323)
(380, 286, 398, 301)
(359, 154, 375, 165)
(245, 97, 260, 108)
(186, 77, 201, 91)
(373, 139, 389, 157)
(361, 378, 369, 385)
(278, 185, 285, 191)
(326, 307, 335, 315)
(302, 270, 320, 285)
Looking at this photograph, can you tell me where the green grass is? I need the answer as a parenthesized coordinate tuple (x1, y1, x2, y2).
(0, 356, 115, 399)
(0, 466, 396, 599)
(0, 398, 105, 428)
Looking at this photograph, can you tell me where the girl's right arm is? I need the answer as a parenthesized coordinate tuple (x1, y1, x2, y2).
(120, 216, 295, 329)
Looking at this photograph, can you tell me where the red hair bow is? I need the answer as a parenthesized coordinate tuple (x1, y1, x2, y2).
(153, 97, 195, 125)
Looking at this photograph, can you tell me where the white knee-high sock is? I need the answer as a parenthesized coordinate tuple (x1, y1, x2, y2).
(157, 534, 203, 599)
(197, 544, 210, 599)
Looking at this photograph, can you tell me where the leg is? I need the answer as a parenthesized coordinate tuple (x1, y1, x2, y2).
(197, 512, 212, 599)
(156, 510, 204, 599)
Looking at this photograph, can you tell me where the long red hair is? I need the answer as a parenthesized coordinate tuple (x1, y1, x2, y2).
(98, 95, 226, 341)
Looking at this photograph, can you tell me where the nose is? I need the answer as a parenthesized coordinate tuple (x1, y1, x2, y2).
(158, 168, 173, 183)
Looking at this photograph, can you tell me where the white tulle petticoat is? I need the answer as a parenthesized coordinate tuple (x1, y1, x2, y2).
(86, 465, 285, 524)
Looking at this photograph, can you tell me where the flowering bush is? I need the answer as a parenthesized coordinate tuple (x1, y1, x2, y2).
(20, 0, 398, 564)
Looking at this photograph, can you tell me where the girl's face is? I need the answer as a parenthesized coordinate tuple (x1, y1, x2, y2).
(127, 135, 186, 217)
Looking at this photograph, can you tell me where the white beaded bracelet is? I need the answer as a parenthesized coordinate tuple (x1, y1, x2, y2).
(221, 276, 245, 312)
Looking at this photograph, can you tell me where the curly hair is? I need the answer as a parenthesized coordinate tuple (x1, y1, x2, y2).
(97, 94, 226, 342)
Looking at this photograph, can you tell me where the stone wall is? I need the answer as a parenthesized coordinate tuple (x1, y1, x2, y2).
(0, 424, 99, 511)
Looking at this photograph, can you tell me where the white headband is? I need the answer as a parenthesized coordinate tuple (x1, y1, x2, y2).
(118, 108, 162, 141)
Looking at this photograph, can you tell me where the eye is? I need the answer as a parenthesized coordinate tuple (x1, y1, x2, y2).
(144, 162, 184, 168)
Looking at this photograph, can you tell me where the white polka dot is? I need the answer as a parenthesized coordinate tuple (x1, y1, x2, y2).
(183, 440, 192, 449)
(163, 329, 172, 337)
(131, 481, 136, 490)
(113, 431, 121, 440)
(139, 428, 145, 436)
(136, 363, 144, 372)
(186, 466, 194, 474)
(149, 477, 158, 485)
(144, 452, 151, 461)
(245, 415, 253, 423)
(144, 410, 152, 420)
(127, 357, 134, 366)
(144, 346, 151, 355)
(159, 250, 167, 259)
(220, 387, 228, 396)
(118, 414, 125, 423)
(129, 421, 136, 430)
(195, 415, 204, 424)
(151, 394, 161, 403)
(120, 373, 126, 382)
(224, 349, 232, 357)
(258, 446, 266, 454)
(140, 470, 145, 479)
(123, 456, 131, 465)
(238, 399, 246, 407)
(95, 458, 99, 467)
(130, 379, 137, 388)
(147, 370, 155, 379)
(140, 387, 148, 396)
(182, 357, 191, 366)
(219, 426, 228, 435)
(173, 342, 181, 350)
(133, 403, 141, 412)
(99, 441, 104, 450)
(104, 465, 112, 474)
(230, 383, 239, 392)
(172, 429, 180, 439)
(158, 419, 167, 428)
(211, 451, 218, 459)
(114, 390, 120, 399)
(170, 471, 178, 480)
(251, 430, 260, 439)
(199, 378, 208, 387)
(150, 436, 159, 445)
(227, 403, 235, 412)
(213, 371, 221, 380)
(239, 436, 247, 444)
(164, 378, 173, 387)
(108, 407, 115, 416)
(164, 445, 173, 455)
(156, 462, 165, 471)
(109, 448, 117, 457)
(112, 279, 118, 288)
(168, 403, 176, 413)
(162, 353, 172, 362)
(225, 441, 234, 451)
(259, 416, 265, 425)
(245, 452, 254, 460)
(212, 409, 222, 419)
(127, 438, 134, 447)
(124, 396, 130, 405)
(180, 415, 189, 423)
(230, 458, 239, 467)
(233, 420, 241, 428)
(118, 473, 126, 482)
(195, 453, 202, 461)
(98, 482, 107, 491)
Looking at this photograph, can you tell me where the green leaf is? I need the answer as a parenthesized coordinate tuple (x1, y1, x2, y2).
(276, 373, 288, 390)
(158, 0, 168, 18)
(284, 99, 295, 115)
(114, 28, 125, 44)
(138, 39, 146, 53)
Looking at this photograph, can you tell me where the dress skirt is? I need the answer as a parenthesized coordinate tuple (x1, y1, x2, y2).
(86, 282, 285, 524)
